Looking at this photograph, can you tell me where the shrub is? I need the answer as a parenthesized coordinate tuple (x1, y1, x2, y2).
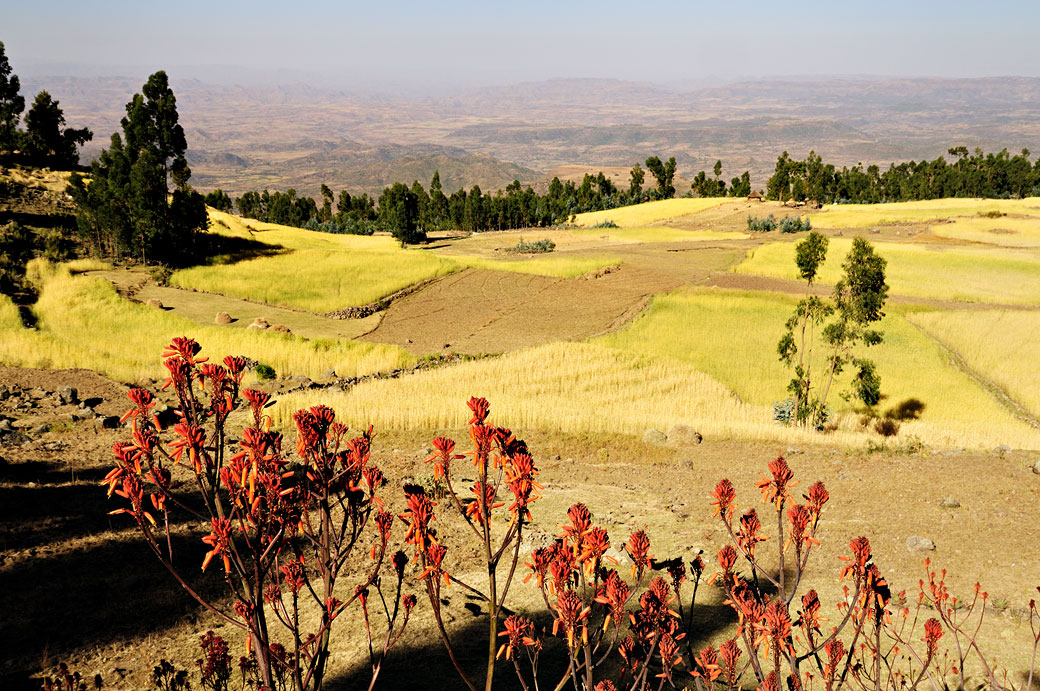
(874, 417, 901, 436)
(590, 219, 620, 228)
(779, 215, 812, 233)
(149, 265, 173, 286)
(506, 237, 556, 253)
(302, 217, 376, 236)
(978, 210, 1005, 218)
(747, 214, 777, 232)
(772, 398, 795, 425)
(254, 362, 275, 380)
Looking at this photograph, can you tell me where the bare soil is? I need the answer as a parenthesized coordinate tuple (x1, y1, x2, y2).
(2, 366, 1038, 690)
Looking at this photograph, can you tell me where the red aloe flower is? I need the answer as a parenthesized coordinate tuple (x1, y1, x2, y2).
(755, 600, 794, 655)
(719, 638, 742, 687)
(552, 589, 591, 650)
(496, 614, 534, 660)
(626, 529, 652, 580)
(169, 422, 209, 472)
(593, 682, 618, 691)
(467, 396, 490, 425)
(465, 481, 504, 526)
(505, 452, 541, 521)
(711, 478, 736, 519)
(418, 543, 450, 586)
(823, 638, 845, 682)
(427, 436, 461, 479)
(923, 617, 943, 658)
(163, 336, 204, 364)
(796, 589, 824, 634)
(560, 503, 592, 546)
(693, 644, 720, 681)
(757, 670, 780, 691)
(280, 555, 306, 593)
(756, 456, 797, 509)
(804, 480, 829, 516)
(201, 517, 233, 573)
(737, 509, 768, 559)
(398, 485, 437, 556)
(593, 569, 630, 627)
(578, 526, 610, 569)
(121, 387, 156, 423)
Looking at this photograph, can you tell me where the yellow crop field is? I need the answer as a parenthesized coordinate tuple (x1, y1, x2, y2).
(170, 211, 458, 313)
(735, 238, 1040, 305)
(574, 198, 730, 228)
(596, 288, 1040, 449)
(809, 198, 1040, 228)
(441, 252, 620, 278)
(929, 216, 1040, 247)
(909, 309, 1040, 419)
(0, 261, 413, 382)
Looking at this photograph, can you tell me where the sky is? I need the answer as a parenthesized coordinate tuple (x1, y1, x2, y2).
(6, 0, 1040, 91)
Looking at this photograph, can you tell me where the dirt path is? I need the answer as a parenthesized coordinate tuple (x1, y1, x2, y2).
(360, 243, 744, 354)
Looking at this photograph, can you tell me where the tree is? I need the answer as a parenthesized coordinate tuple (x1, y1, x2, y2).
(69, 71, 207, 263)
(778, 234, 888, 427)
(203, 188, 233, 212)
(21, 90, 92, 168)
(318, 183, 333, 222)
(378, 182, 423, 245)
(644, 155, 676, 198)
(628, 162, 644, 198)
(0, 41, 24, 155)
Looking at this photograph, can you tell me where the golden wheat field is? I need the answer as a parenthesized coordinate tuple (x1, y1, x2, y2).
(808, 197, 1040, 228)
(0, 260, 413, 382)
(929, 216, 1040, 247)
(735, 237, 1040, 305)
(574, 197, 730, 227)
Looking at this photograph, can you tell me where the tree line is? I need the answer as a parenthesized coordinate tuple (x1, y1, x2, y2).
(223, 155, 742, 245)
(0, 42, 92, 169)
(765, 148, 1040, 203)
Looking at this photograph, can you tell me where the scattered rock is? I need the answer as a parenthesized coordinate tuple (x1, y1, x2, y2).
(145, 298, 164, 309)
(31, 423, 50, 436)
(993, 444, 1012, 457)
(320, 368, 337, 380)
(906, 535, 936, 552)
(248, 317, 269, 330)
(604, 546, 632, 567)
(939, 497, 961, 509)
(680, 459, 694, 470)
(270, 324, 291, 333)
(667, 424, 702, 446)
(642, 428, 668, 445)
(1032, 459, 1040, 475)
(72, 406, 93, 421)
(97, 415, 121, 429)
(785, 447, 804, 455)
(0, 419, 13, 433)
(215, 311, 233, 324)
(405, 338, 413, 344)
(443, 343, 451, 349)
(57, 385, 78, 405)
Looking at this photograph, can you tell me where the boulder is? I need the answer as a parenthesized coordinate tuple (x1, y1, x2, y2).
(247, 317, 269, 330)
(270, 324, 291, 333)
(320, 368, 337, 380)
(145, 298, 164, 309)
(57, 385, 78, 405)
(215, 311, 233, 324)
(642, 428, 668, 445)
(667, 424, 702, 446)
(906, 535, 936, 552)
(1032, 459, 1040, 475)
(939, 497, 961, 509)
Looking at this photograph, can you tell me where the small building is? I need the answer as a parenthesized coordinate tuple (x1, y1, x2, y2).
(747, 190, 764, 202)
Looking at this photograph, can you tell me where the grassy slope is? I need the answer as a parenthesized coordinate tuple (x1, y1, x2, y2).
(909, 309, 1040, 420)
(809, 198, 1040, 228)
(0, 261, 412, 382)
(596, 288, 1040, 448)
(929, 216, 1040, 247)
(735, 238, 1040, 305)
(574, 198, 730, 228)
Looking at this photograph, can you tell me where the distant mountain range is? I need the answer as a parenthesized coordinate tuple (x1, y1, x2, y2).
(21, 75, 1040, 197)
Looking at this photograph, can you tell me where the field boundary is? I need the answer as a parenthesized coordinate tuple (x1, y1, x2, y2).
(909, 320, 1040, 431)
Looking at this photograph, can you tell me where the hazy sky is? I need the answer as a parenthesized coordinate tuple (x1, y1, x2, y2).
(6, 0, 1039, 90)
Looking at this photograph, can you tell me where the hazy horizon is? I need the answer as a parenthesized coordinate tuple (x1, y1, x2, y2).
(7, 0, 1040, 92)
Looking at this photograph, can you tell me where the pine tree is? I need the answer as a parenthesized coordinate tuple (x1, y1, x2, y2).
(22, 90, 92, 168)
(0, 41, 25, 154)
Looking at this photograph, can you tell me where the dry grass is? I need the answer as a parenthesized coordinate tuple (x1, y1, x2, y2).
(574, 198, 730, 228)
(596, 288, 1040, 449)
(809, 198, 1040, 228)
(909, 309, 1040, 419)
(735, 238, 1040, 305)
(0, 260, 413, 382)
(929, 216, 1040, 247)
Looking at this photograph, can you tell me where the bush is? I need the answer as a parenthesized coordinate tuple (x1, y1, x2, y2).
(590, 219, 620, 228)
(779, 215, 812, 233)
(149, 265, 172, 286)
(506, 237, 555, 253)
(747, 214, 777, 232)
(874, 417, 900, 436)
(772, 398, 795, 425)
(302, 217, 377, 236)
(253, 362, 275, 380)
